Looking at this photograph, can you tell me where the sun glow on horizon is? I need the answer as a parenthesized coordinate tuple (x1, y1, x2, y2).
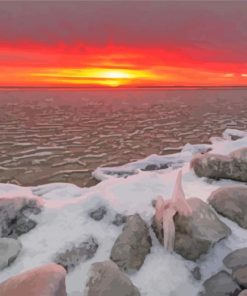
(30, 67, 156, 87)
(1, 44, 247, 87)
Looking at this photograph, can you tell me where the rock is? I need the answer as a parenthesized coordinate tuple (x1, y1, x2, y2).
(112, 213, 127, 226)
(173, 198, 231, 261)
(0, 196, 42, 238)
(201, 271, 241, 296)
(54, 236, 98, 271)
(232, 266, 247, 288)
(191, 154, 232, 180)
(191, 147, 247, 182)
(231, 148, 247, 160)
(239, 290, 247, 296)
(0, 263, 67, 296)
(110, 214, 152, 272)
(223, 248, 247, 270)
(208, 186, 247, 229)
(89, 206, 107, 221)
(143, 164, 159, 171)
(191, 266, 201, 281)
(9, 214, 37, 238)
(85, 260, 140, 296)
(0, 238, 22, 270)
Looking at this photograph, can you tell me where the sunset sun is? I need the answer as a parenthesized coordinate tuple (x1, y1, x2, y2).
(101, 70, 133, 79)
(29, 67, 156, 87)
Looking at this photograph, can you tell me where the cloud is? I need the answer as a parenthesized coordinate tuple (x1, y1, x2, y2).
(1, 1, 247, 86)
(0, 1, 247, 59)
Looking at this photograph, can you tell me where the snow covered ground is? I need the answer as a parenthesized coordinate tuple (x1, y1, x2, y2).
(0, 128, 247, 296)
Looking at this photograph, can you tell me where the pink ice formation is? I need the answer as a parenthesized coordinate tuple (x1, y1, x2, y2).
(154, 170, 192, 252)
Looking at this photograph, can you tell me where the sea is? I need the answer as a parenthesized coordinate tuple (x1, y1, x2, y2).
(0, 87, 246, 187)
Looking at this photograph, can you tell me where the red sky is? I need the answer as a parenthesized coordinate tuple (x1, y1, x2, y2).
(1, 1, 247, 87)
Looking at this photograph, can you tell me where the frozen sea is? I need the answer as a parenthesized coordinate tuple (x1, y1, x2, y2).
(0, 87, 247, 187)
(1, 88, 247, 295)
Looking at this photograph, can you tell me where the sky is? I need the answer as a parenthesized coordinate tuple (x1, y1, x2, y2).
(1, 1, 247, 87)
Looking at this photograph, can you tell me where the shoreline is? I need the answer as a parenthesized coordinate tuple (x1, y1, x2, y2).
(0, 128, 247, 295)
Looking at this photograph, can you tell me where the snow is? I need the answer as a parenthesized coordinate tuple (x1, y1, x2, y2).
(210, 136, 247, 155)
(223, 128, 247, 140)
(92, 144, 211, 182)
(0, 129, 247, 296)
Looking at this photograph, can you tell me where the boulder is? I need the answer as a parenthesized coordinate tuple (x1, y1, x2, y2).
(89, 206, 107, 221)
(0, 238, 22, 270)
(231, 148, 247, 160)
(85, 260, 140, 296)
(232, 266, 247, 289)
(0, 263, 67, 296)
(153, 197, 231, 261)
(223, 248, 247, 270)
(54, 236, 98, 271)
(239, 290, 247, 296)
(0, 196, 42, 238)
(208, 186, 247, 229)
(191, 147, 247, 182)
(201, 271, 241, 296)
(110, 214, 152, 272)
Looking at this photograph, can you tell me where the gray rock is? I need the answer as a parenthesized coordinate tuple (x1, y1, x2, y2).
(201, 271, 241, 296)
(0, 196, 42, 238)
(232, 266, 247, 289)
(223, 248, 247, 270)
(191, 266, 201, 281)
(191, 147, 247, 182)
(231, 148, 247, 159)
(85, 260, 140, 296)
(173, 198, 231, 261)
(0, 238, 22, 270)
(110, 214, 152, 272)
(0, 263, 67, 296)
(239, 290, 247, 296)
(8, 214, 37, 238)
(209, 186, 247, 229)
(112, 213, 127, 226)
(54, 236, 98, 271)
(89, 207, 107, 221)
(143, 164, 159, 171)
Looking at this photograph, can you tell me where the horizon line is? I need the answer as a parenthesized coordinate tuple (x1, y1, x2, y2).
(1, 85, 247, 90)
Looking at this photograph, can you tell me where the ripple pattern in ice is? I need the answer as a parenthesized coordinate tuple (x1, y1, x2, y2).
(0, 88, 246, 186)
